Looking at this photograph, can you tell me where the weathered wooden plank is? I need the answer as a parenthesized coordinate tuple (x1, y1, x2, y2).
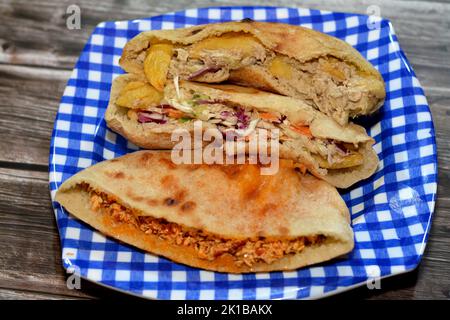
(0, 64, 69, 167)
(0, 168, 108, 299)
(428, 96, 450, 177)
(0, 167, 151, 299)
(0, 0, 449, 70)
(0, 168, 80, 297)
(399, 40, 450, 70)
(413, 65, 450, 95)
(0, 288, 83, 300)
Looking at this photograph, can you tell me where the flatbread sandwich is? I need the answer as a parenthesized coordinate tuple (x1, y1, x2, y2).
(55, 151, 354, 273)
(105, 74, 378, 188)
(120, 20, 385, 125)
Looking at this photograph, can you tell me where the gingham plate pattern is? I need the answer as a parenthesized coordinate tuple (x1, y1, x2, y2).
(49, 6, 438, 299)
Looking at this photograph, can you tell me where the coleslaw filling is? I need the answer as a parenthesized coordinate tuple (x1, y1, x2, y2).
(125, 90, 363, 170)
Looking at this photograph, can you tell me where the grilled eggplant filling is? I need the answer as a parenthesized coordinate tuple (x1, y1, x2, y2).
(85, 184, 326, 267)
(145, 32, 379, 124)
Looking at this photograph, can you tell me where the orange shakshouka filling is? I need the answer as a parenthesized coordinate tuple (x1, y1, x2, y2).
(84, 184, 325, 267)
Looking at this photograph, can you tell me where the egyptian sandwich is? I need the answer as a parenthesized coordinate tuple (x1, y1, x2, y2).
(119, 20, 385, 125)
(105, 75, 379, 188)
(55, 151, 354, 273)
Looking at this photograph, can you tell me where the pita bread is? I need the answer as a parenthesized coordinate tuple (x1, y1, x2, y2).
(105, 74, 379, 188)
(120, 21, 385, 125)
(56, 151, 354, 273)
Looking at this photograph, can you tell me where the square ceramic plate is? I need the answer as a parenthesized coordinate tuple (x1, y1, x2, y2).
(49, 6, 438, 299)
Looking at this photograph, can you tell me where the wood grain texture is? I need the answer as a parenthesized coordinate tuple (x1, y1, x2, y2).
(1, 0, 449, 70)
(0, 167, 146, 300)
(0, 0, 448, 300)
(0, 64, 69, 167)
(0, 288, 81, 300)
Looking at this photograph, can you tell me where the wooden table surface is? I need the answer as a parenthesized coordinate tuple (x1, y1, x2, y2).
(0, 0, 449, 300)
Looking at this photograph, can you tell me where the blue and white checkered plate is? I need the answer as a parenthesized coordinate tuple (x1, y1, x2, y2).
(49, 6, 438, 299)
